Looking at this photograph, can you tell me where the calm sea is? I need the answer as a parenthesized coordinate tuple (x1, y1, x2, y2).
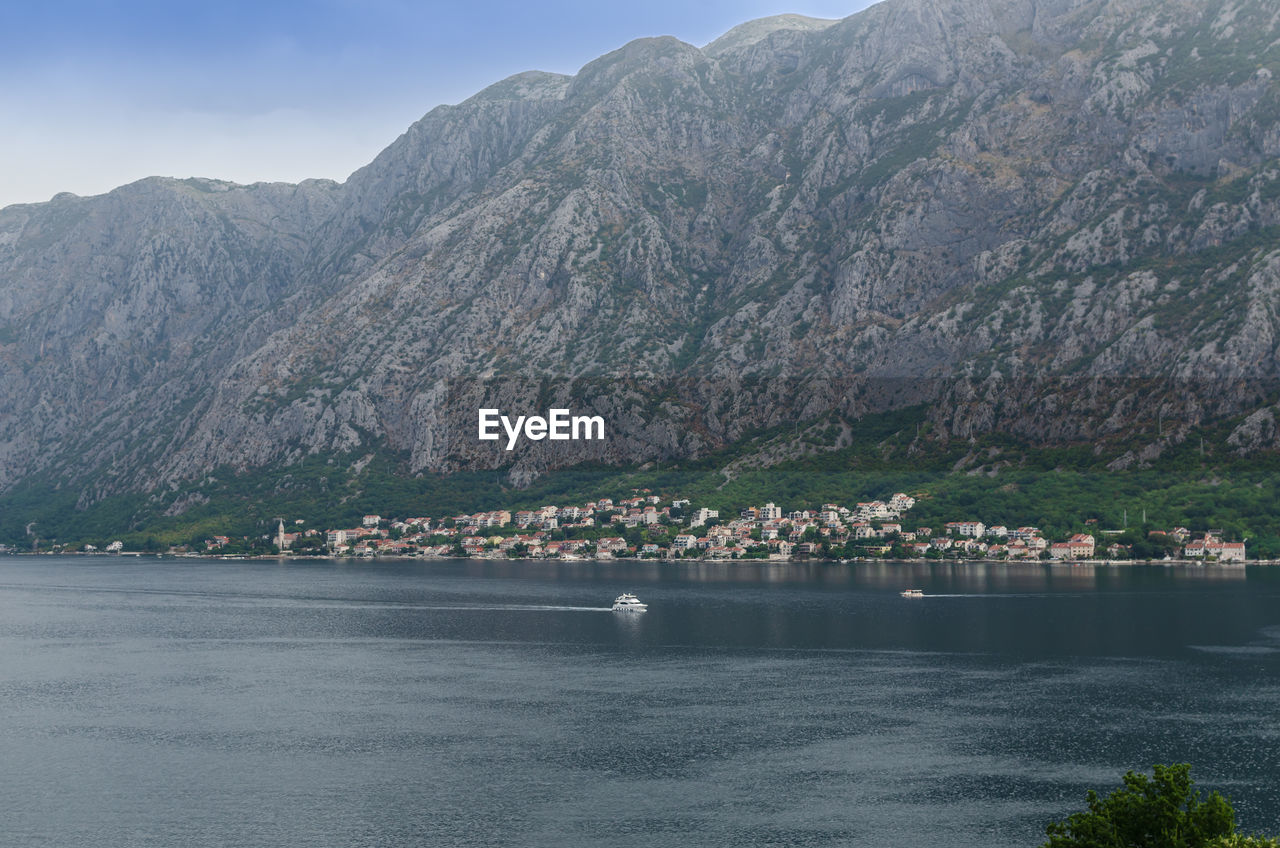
(0, 556, 1276, 847)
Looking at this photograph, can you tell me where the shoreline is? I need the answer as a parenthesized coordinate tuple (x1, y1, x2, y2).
(2, 551, 1274, 566)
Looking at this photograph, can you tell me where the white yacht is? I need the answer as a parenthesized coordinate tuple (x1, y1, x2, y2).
(900, 588, 924, 598)
(612, 593, 648, 612)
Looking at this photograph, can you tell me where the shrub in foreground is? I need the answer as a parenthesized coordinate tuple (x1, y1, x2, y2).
(1043, 763, 1233, 848)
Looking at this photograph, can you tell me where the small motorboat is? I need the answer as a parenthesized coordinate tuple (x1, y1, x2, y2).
(612, 593, 648, 612)
(900, 588, 924, 597)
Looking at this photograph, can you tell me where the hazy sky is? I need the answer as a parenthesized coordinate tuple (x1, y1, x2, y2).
(0, 0, 879, 210)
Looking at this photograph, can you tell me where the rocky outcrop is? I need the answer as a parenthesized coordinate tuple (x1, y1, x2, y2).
(3, 0, 1280, 501)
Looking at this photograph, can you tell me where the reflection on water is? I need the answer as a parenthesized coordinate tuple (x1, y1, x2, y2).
(0, 557, 1276, 848)
(452, 557, 1255, 591)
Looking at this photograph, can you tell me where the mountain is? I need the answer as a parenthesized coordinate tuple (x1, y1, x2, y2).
(4, 0, 1280, 512)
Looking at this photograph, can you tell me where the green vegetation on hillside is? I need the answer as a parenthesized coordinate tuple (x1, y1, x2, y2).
(4, 402, 1280, 554)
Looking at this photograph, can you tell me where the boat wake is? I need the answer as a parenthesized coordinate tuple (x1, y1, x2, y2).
(283, 602, 615, 613)
(904, 592, 1088, 599)
(469, 604, 613, 612)
(0, 584, 615, 612)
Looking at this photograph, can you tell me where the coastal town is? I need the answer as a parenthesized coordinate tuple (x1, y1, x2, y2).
(161, 491, 1248, 563)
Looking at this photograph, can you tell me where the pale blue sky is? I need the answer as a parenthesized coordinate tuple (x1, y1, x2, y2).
(0, 1, 879, 209)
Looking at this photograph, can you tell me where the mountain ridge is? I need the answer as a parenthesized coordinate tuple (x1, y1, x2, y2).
(4, 0, 1280, 510)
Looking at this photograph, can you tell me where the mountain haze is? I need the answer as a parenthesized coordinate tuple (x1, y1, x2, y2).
(4, 0, 1280, 509)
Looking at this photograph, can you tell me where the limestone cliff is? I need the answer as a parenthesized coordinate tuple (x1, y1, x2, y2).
(3, 0, 1280, 501)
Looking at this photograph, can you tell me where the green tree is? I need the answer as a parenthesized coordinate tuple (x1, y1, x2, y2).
(1043, 764, 1234, 848)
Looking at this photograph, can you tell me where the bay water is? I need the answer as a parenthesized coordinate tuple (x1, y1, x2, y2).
(1, 556, 1277, 847)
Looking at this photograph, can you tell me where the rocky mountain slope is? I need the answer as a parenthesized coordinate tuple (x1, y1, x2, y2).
(4, 0, 1280, 504)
